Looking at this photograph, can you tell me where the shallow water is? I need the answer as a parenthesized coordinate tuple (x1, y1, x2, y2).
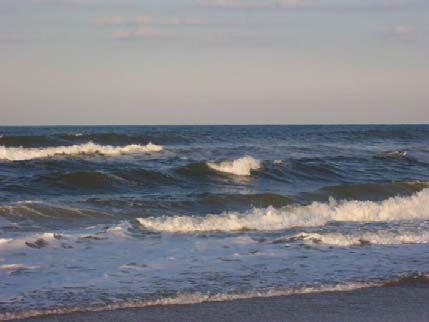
(0, 125, 429, 319)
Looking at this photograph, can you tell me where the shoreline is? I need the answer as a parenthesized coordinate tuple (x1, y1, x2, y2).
(10, 283, 429, 322)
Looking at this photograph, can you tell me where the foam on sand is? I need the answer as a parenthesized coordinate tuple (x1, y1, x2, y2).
(0, 281, 379, 321)
(137, 189, 429, 233)
(0, 141, 163, 161)
(207, 156, 261, 176)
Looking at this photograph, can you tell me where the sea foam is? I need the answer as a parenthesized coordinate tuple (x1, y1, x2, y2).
(137, 189, 429, 233)
(277, 230, 429, 247)
(207, 156, 261, 176)
(0, 141, 163, 161)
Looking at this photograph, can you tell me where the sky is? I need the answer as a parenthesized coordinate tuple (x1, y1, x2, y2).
(0, 0, 428, 125)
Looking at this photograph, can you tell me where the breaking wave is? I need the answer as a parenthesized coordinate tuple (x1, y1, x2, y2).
(207, 156, 261, 176)
(275, 230, 429, 247)
(137, 189, 429, 233)
(0, 141, 163, 161)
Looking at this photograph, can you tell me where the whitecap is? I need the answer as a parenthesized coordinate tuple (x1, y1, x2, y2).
(276, 230, 429, 247)
(0, 141, 163, 161)
(207, 156, 261, 176)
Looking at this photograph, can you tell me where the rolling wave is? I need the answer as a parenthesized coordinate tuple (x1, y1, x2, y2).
(0, 202, 112, 223)
(202, 193, 293, 207)
(284, 160, 344, 181)
(44, 171, 121, 189)
(307, 181, 429, 201)
(0, 142, 163, 161)
(206, 156, 261, 176)
(137, 189, 429, 233)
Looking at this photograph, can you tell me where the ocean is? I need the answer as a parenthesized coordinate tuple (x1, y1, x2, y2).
(0, 124, 428, 320)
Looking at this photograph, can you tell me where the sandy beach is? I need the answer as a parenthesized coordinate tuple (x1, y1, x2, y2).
(11, 283, 429, 322)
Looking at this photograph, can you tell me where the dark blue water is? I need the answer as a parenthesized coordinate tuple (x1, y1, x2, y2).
(1, 125, 429, 319)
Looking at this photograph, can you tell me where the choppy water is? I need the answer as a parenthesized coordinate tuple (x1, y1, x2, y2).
(1, 125, 429, 320)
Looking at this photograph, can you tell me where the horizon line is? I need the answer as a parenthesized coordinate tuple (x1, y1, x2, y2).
(0, 123, 428, 127)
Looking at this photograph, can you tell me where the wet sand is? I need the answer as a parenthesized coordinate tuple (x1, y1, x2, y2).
(12, 284, 429, 322)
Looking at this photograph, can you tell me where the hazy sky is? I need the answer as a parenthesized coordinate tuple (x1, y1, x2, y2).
(0, 0, 428, 125)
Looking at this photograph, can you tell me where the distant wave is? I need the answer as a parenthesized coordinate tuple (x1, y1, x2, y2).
(275, 230, 429, 247)
(0, 135, 57, 147)
(375, 150, 408, 160)
(207, 156, 261, 176)
(137, 189, 429, 233)
(0, 141, 163, 161)
(59, 132, 190, 145)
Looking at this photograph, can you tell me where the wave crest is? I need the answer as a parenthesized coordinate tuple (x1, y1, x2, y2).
(207, 156, 261, 176)
(137, 189, 429, 233)
(0, 141, 163, 161)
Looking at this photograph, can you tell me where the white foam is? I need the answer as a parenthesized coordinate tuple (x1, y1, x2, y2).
(0, 281, 378, 321)
(0, 223, 131, 252)
(207, 156, 261, 176)
(0, 141, 163, 161)
(137, 189, 429, 233)
(0, 233, 65, 251)
(0, 263, 39, 273)
(384, 150, 408, 158)
(279, 230, 429, 247)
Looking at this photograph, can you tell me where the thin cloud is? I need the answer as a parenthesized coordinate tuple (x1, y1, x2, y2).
(96, 16, 208, 27)
(111, 28, 162, 40)
(199, 0, 419, 11)
(96, 17, 127, 26)
(277, 0, 313, 9)
(366, 0, 417, 10)
(31, 0, 93, 4)
(389, 24, 417, 38)
(96, 15, 209, 40)
(158, 18, 209, 26)
(199, 0, 272, 9)
(0, 33, 25, 43)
